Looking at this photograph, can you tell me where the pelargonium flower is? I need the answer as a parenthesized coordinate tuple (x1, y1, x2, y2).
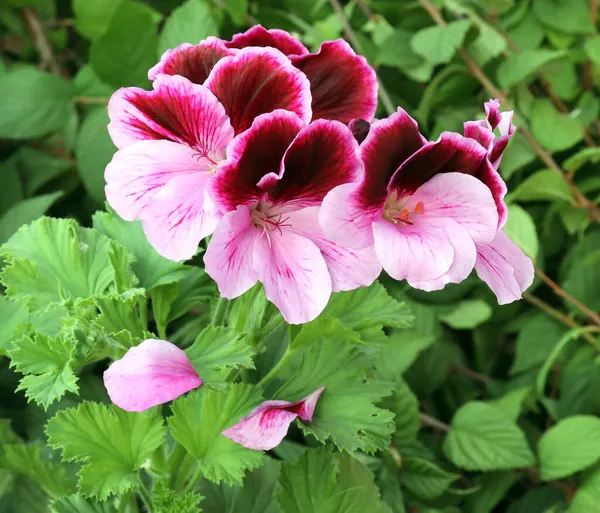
(105, 46, 311, 261)
(103, 339, 201, 412)
(149, 25, 378, 124)
(204, 109, 381, 324)
(222, 387, 325, 450)
(464, 99, 533, 303)
(320, 107, 501, 291)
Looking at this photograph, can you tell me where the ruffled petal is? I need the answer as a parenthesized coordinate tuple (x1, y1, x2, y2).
(204, 205, 260, 299)
(475, 230, 534, 304)
(225, 25, 309, 56)
(108, 74, 234, 152)
(211, 110, 304, 212)
(205, 47, 311, 134)
(103, 339, 201, 412)
(222, 387, 325, 451)
(148, 38, 236, 84)
(290, 39, 378, 123)
(287, 207, 381, 291)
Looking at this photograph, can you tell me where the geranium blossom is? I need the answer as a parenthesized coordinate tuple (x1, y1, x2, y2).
(105, 46, 311, 261)
(104, 339, 201, 412)
(204, 109, 381, 324)
(223, 387, 325, 450)
(149, 25, 378, 124)
(320, 107, 501, 291)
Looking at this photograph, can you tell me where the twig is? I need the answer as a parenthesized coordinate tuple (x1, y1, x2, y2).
(419, 412, 450, 432)
(74, 96, 110, 105)
(21, 8, 61, 75)
(450, 365, 489, 383)
(30, 141, 76, 165)
(356, 0, 374, 19)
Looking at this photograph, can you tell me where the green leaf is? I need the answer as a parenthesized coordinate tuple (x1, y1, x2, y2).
(93, 210, 190, 290)
(410, 20, 471, 65)
(562, 245, 600, 314)
(276, 448, 391, 513)
(513, 169, 574, 203)
(1, 217, 117, 310)
(200, 457, 279, 513)
(530, 99, 584, 152)
(223, 0, 248, 26)
(564, 147, 600, 174)
(382, 378, 420, 445)
(504, 204, 538, 259)
(439, 299, 492, 329)
(158, 0, 218, 55)
(93, 293, 146, 348)
(185, 326, 254, 388)
(275, 339, 395, 453)
(464, 472, 519, 513)
(443, 401, 535, 471)
(375, 331, 436, 380)
(73, 65, 114, 101)
(90, 0, 160, 88)
(375, 29, 426, 71)
(8, 332, 79, 409)
(532, 0, 594, 34)
(570, 466, 600, 513)
(0, 296, 29, 354)
(499, 131, 537, 179)
(13, 147, 72, 196)
(497, 50, 564, 89)
(73, 0, 123, 40)
(0, 192, 63, 244)
(46, 402, 166, 500)
(76, 108, 115, 204)
(292, 317, 362, 350)
(152, 482, 203, 513)
(488, 387, 531, 421)
(168, 384, 264, 485)
(50, 494, 116, 513)
(0, 68, 73, 140)
(584, 36, 600, 68)
(538, 415, 600, 480)
(400, 456, 459, 500)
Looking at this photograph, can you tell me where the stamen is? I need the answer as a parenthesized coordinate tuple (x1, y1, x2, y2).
(414, 202, 424, 215)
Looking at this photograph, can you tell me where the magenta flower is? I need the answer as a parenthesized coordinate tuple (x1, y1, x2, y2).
(222, 387, 325, 450)
(149, 25, 378, 124)
(105, 46, 311, 261)
(320, 108, 501, 291)
(103, 339, 201, 412)
(204, 109, 381, 324)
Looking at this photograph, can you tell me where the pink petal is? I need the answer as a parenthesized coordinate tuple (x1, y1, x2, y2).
(408, 172, 499, 245)
(211, 110, 304, 212)
(222, 387, 325, 451)
(204, 206, 260, 299)
(475, 230, 534, 304)
(107, 74, 234, 151)
(372, 218, 455, 283)
(287, 206, 381, 291)
(290, 39, 378, 123)
(225, 25, 309, 56)
(479, 159, 508, 230)
(254, 228, 331, 325)
(205, 47, 311, 135)
(148, 38, 236, 84)
(103, 339, 201, 412)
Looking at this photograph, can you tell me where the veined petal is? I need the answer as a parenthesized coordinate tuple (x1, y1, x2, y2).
(205, 47, 311, 134)
(225, 25, 309, 56)
(108, 74, 234, 152)
(211, 110, 304, 212)
(103, 339, 201, 412)
(290, 39, 378, 123)
(475, 230, 534, 304)
(287, 207, 381, 291)
(479, 159, 508, 229)
(254, 229, 331, 324)
(408, 172, 499, 245)
(204, 206, 260, 299)
(148, 38, 236, 84)
(222, 387, 325, 451)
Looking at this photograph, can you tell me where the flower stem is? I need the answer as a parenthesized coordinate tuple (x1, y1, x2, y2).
(183, 463, 203, 495)
(212, 296, 228, 326)
(256, 346, 296, 388)
(419, 412, 450, 432)
(137, 474, 153, 512)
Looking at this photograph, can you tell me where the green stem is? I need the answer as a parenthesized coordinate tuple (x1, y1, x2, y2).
(117, 491, 133, 513)
(173, 452, 196, 492)
(256, 346, 296, 388)
(212, 296, 228, 326)
(137, 475, 153, 512)
(183, 463, 203, 494)
(139, 297, 148, 330)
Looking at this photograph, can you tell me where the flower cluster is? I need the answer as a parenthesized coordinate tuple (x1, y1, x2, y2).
(103, 26, 534, 450)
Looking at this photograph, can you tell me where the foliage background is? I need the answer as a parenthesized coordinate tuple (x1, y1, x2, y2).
(1, 0, 600, 511)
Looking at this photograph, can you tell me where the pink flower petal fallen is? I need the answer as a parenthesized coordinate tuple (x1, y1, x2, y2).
(103, 339, 201, 412)
(222, 387, 325, 450)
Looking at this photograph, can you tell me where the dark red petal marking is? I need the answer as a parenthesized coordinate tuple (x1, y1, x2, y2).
(148, 37, 236, 84)
(205, 47, 312, 135)
(357, 108, 426, 210)
(269, 120, 362, 208)
(225, 25, 309, 56)
(348, 118, 371, 144)
(477, 159, 508, 229)
(290, 39, 378, 123)
(212, 110, 304, 212)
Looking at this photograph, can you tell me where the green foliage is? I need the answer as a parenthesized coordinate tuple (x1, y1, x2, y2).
(158, 0, 218, 55)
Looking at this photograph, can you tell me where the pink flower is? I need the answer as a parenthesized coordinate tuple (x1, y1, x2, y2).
(103, 339, 201, 412)
(320, 107, 501, 291)
(222, 387, 325, 450)
(149, 25, 378, 124)
(204, 110, 381, 324)
(105, 46, 311, 261)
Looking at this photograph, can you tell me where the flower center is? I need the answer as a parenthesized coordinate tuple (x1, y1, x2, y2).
(382, 190, 425, 225)
(251, 202, 291, 246)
